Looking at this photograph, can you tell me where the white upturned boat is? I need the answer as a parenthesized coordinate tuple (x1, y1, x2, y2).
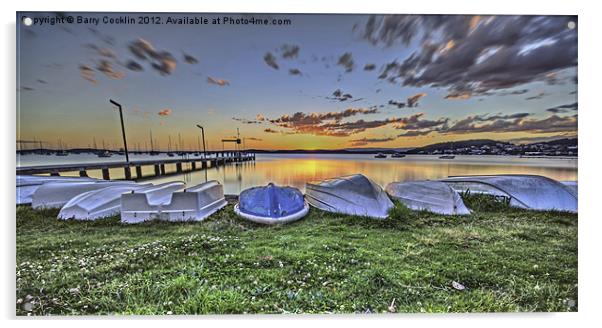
(16, 175, 98, 205)
(385, 180, 470, 215)
(234, 183, 309, 225)
(120, 181, 186, 223)
(441, 174, 577, 213)
(58, 183, 153, 220)
(161, 180, 228, 222)
(31, 181, 137, 209)
(305, 174, 393, 219)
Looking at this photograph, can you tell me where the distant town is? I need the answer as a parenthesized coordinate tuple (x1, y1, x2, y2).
(16, 138, 578, 158)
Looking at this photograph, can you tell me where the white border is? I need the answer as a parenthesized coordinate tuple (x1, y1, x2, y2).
(2, 1, 600, 327)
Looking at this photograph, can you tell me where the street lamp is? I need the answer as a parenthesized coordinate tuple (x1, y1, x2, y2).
(110, 99, 130, 163)
(196, 124, 207, 158)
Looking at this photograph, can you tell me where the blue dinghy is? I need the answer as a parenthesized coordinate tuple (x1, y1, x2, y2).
(234, 183, 309, 224)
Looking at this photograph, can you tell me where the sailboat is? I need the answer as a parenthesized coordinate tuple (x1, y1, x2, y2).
(55, 139, 68, 156)
(149, 130, 160, 156)
(167, 135, 175, 157)
(97, 140, 112, 158)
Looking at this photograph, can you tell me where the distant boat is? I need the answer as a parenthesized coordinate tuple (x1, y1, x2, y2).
(55, 150, 68, 156)
(439, 155, 455, 159)
(97, 150, 112, 158)
(391, 153, 406, 158)
(374, 153, 387, 158)
(167, 152, 175, 157)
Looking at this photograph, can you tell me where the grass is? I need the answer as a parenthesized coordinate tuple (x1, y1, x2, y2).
(16, 194, 577, 315)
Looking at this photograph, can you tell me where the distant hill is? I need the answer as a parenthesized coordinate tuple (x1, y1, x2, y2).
(534, 138, 577, 147)
(405, 139, 510, 154)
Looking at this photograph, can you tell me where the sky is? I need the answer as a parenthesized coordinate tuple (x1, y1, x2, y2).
(17, 13, 578, 151)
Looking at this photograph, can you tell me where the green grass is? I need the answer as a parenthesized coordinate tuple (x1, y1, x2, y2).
(16, 195, 577, 315)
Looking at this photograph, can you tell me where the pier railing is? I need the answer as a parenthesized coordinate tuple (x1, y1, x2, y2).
(16, 152, 255, 180)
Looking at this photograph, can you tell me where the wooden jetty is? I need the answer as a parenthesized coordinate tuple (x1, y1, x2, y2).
(16, 152, 255, 180)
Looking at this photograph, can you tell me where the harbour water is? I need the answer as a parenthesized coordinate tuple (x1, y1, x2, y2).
(17, 153, 578, 195)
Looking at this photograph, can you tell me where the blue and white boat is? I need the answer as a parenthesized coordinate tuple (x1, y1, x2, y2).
(234, 183, 309, 225)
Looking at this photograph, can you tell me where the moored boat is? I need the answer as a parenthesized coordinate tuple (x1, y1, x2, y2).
(234, 183, 308, 224)
(385, 180, 470, 215)
(374, 153, 387, 158)
(306, 174, 393, 219)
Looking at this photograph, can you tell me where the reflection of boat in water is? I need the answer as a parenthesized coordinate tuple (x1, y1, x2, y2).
(234, 183, 308, 225)
(439, 155, 455, 159)
(306, 174, 393, 219)
(391, 153, 406, 158)
(386, 180, 470, 215)
(374, 153, 387, 158)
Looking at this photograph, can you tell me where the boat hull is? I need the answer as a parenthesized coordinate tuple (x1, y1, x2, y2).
(306, 174, 393, 219)
(386, 180, 470, 215)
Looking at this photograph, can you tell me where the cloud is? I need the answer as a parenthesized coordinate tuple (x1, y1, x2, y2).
(256, 114, 266, 121)
(128, 38, 177, 75)
(126, 60, 144, 72)
(85, 44, 117, 59)
(497, 89, 529, 96)
(264, 128, 279, 133)
(207, 77, 230, 86)
(328, 89, 355, 102)
(183, 52, 199, 64)
(442, 113, 576, 134)
(158, 108, 172, 116)
(266, 107, 383, 137)
(364, 63, 376, 71)
(245, 137, 263, 141)
(79, 64, 97, 84)
(350, 136, 396, 146)
(337, 52, 355, 72)
(88, 27, 115, 45)
(232, 117, 261, 124)
(525, 92, 547, 100)
(96, 60, 125, 80)
(289, 68, 302, 76)
(363, 15, 577, 97)
(546, 102, 578, 113)
(37, 79, 47, 84)
(388, 93, 427, 108)
(264, 52, 279, 70)
(281, 44, 300, 59)
(388, 100, 406, 109)
(407, 93, 427, 107)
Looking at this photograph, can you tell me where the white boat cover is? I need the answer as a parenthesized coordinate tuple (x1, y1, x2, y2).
(31, 181, 137, 209)
(306, 174, 393, 219)
(16, 175, 98, 205)
(385, 180, 471, 215)
(58, 183, 153, 220)
(234, 183, 309, 225)
(160, 180, 228, 222)
(441, 174, 577, 213)
(120, 181, 186, 223)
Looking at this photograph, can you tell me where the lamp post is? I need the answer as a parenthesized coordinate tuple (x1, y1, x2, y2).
(196, 124, 207, 158)
(109, 99, 130, 163)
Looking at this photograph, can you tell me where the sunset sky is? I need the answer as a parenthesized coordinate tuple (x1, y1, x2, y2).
(17, 13, 578, 151)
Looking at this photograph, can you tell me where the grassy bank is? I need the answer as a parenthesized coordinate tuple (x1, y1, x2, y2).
(16, 195, 577, 315)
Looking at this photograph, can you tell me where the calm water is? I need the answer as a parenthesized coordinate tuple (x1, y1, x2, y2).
(17, 153, 577, 194)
